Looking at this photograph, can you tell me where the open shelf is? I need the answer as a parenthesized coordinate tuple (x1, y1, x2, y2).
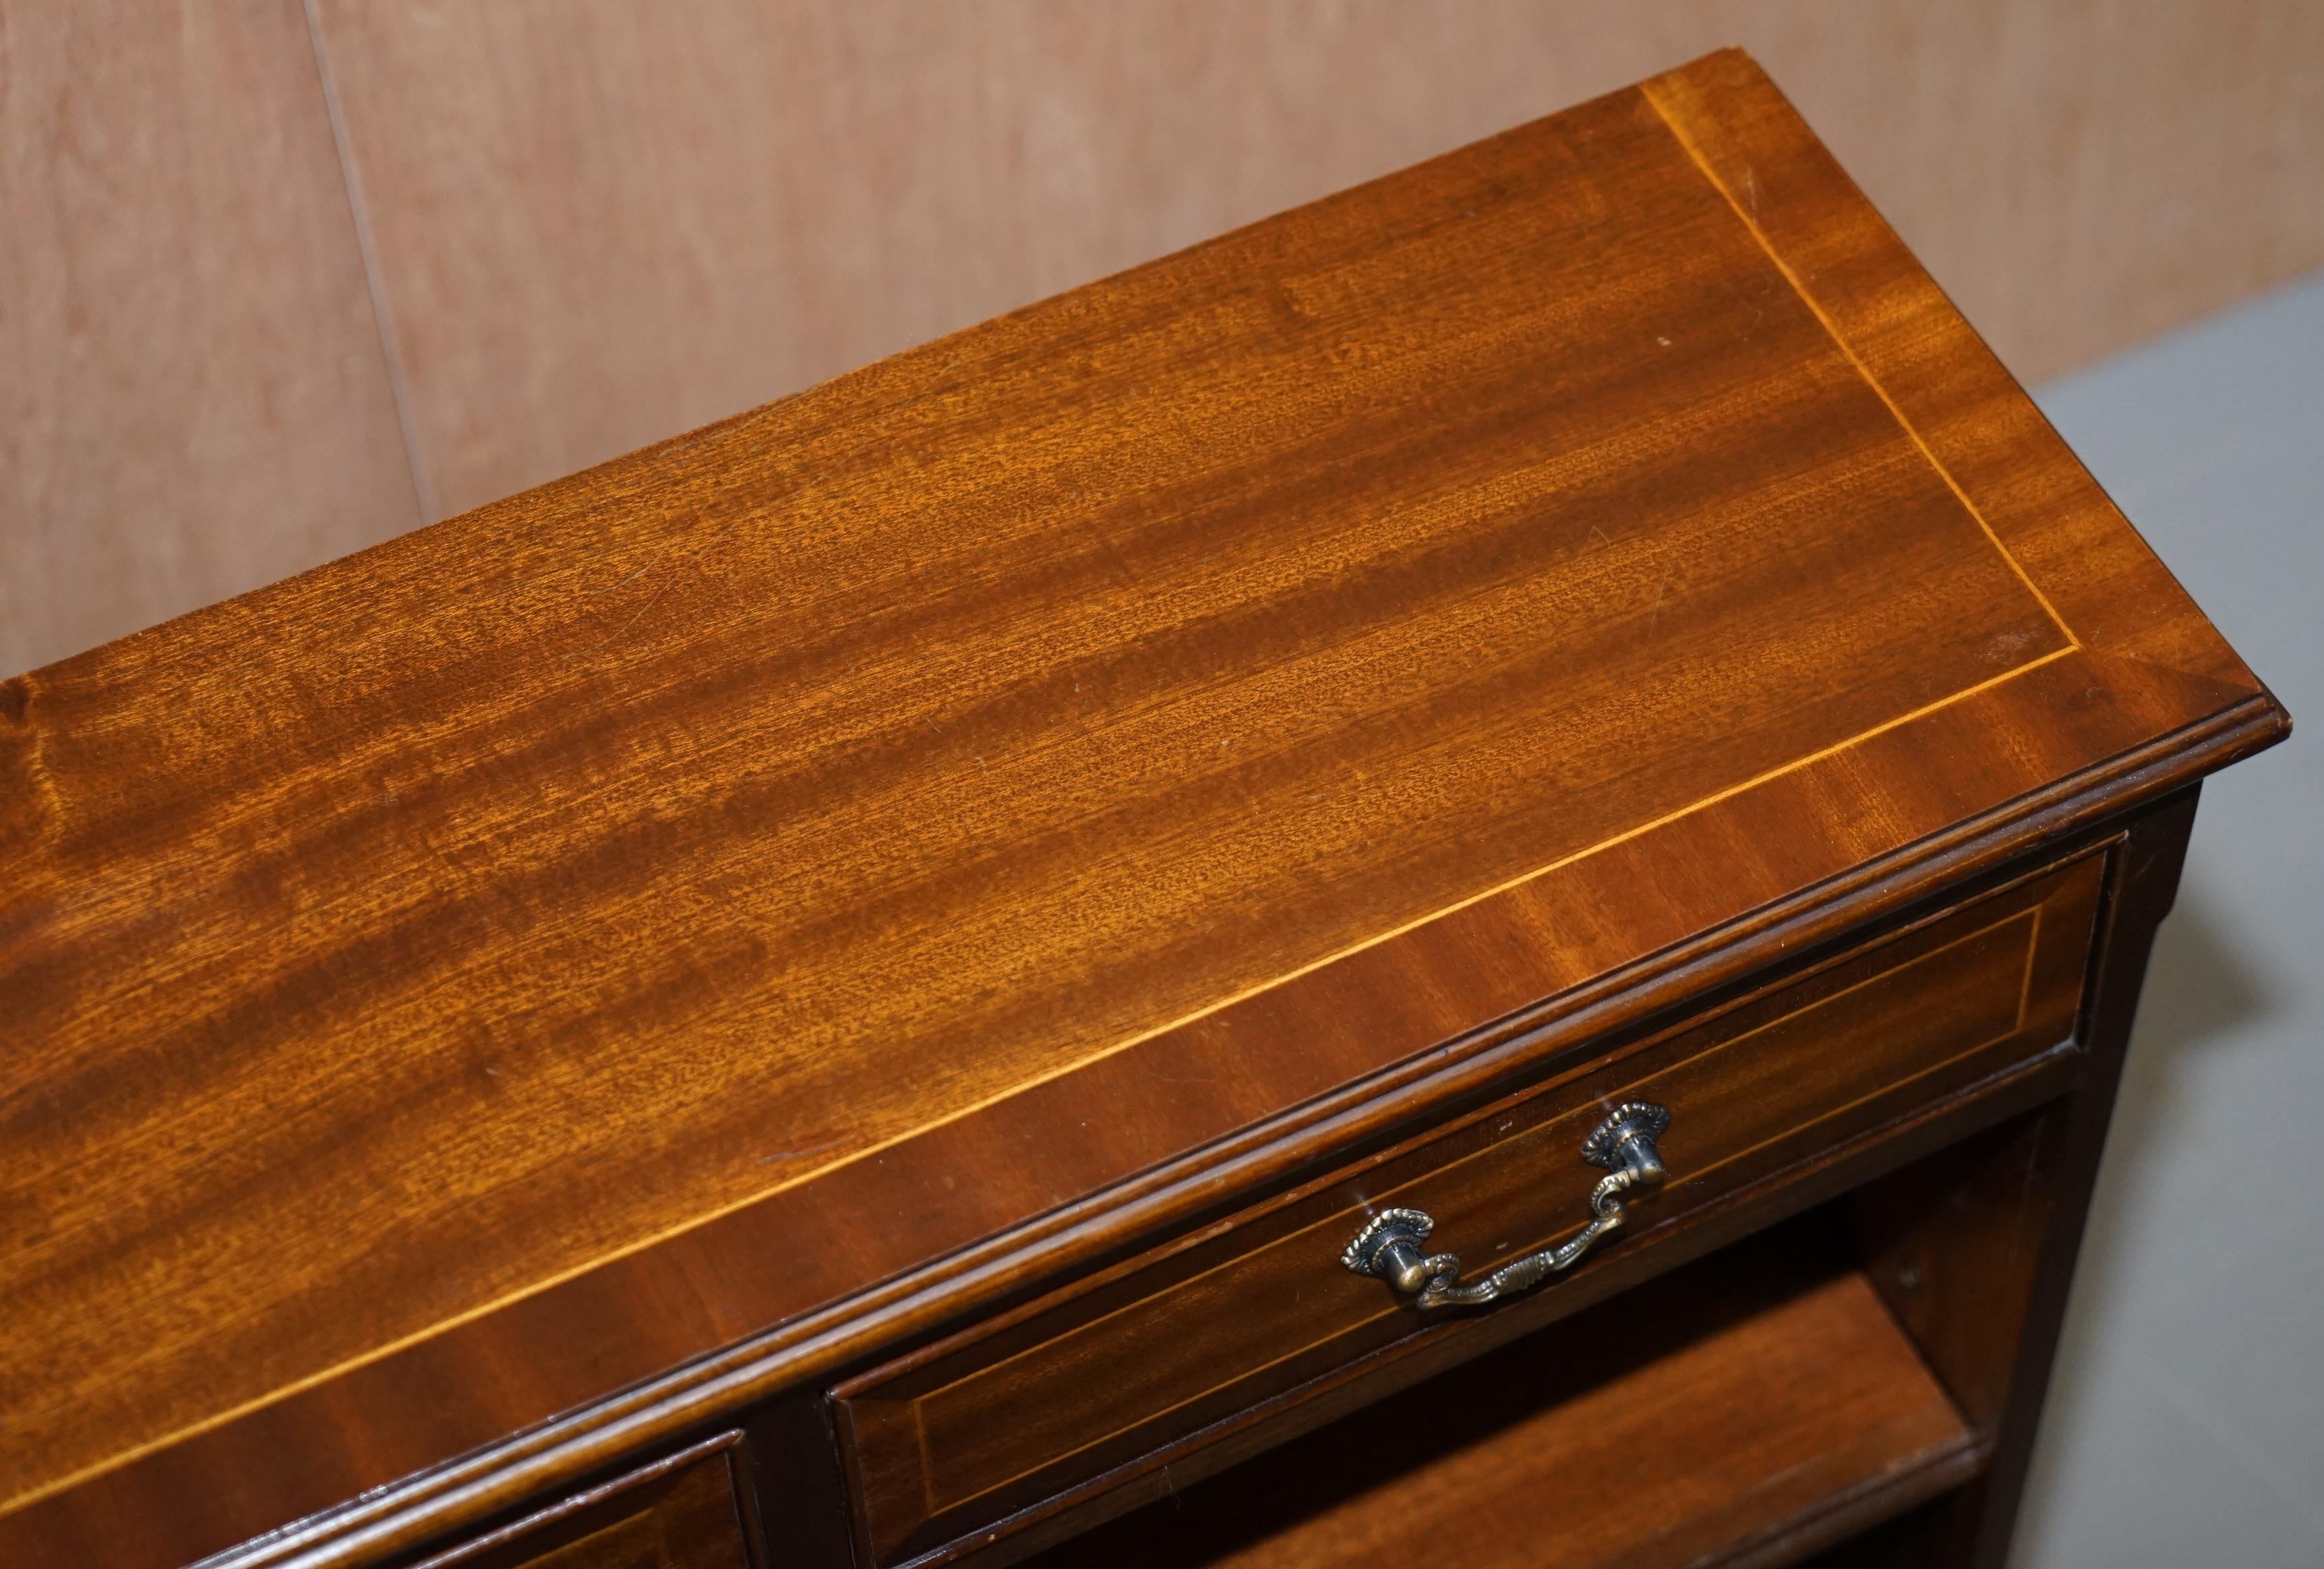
(1027, 1218, 1983, 1569)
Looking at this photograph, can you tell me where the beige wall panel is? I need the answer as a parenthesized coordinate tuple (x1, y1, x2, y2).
(311, 0, 2324, 523)
(0, 0, 421, 677)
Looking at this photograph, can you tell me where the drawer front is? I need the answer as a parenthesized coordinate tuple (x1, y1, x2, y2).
(410, 1438, 752, 1569)
(833, 855, 2105, 1566)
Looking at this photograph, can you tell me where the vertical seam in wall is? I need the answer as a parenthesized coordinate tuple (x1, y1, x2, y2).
(300, 0, 437, 524)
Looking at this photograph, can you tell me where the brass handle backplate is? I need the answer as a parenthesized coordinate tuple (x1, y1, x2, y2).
(1340, 1102, 1671, 1310)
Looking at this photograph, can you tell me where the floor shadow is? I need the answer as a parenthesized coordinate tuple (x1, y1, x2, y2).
(2023, 889, 2280, 1433)
(2124, 891, 2276, 1061)
(2089, 889, 2278, 1213)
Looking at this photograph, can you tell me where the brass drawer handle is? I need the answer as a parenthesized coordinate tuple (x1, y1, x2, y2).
(1340, 1102, 1671, 1310)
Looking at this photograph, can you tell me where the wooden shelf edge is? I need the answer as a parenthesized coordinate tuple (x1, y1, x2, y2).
(1710, 1433, 1990, 1569)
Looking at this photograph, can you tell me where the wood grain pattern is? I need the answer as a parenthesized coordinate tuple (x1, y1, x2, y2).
(833, 856, 2099, 1566)
(0, 0, 419, 677)
(1027, 1221, 1979, 1569)
(0, 53, 2288, 1569)
(302, 0, 2324, 519)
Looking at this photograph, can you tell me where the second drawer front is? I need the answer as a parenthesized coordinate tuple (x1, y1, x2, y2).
(834, 854, 2104, 1566)
(409, 1437, 751, 1569)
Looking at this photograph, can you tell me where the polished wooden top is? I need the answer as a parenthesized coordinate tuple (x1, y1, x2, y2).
(0, 49, 2285, 1563)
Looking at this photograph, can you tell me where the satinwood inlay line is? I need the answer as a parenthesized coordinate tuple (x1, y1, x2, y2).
(1642, 82, 2079, 650)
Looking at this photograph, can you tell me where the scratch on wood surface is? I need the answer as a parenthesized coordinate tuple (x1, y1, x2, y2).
(586, 549, 670, 597)
(1145, 1062, 1219, 1085)
(588, 548, 696, 652)
(754, 1139, 847, 1165)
